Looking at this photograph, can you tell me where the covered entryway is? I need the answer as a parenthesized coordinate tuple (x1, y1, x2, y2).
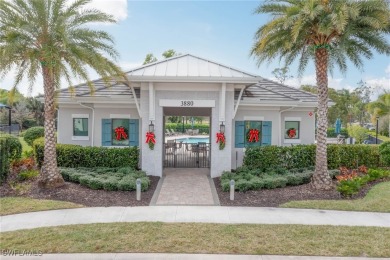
(163, 107, 211, 168)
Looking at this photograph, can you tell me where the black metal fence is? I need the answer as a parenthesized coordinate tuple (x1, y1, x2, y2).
(0, 124, 20, 135)
(164, 142, 210, 168)
(366, 134, 383, 144)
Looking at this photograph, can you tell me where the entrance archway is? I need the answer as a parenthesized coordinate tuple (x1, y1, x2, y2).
(163, 107, 211, 168)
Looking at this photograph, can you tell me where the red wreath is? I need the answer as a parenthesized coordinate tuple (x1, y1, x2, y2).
(247, 129, 259, 143)
(287, 128, 297, 138)
(114, 126, 128, 141)
(145, 132, 156, 150)
(216, 132, 225, 150)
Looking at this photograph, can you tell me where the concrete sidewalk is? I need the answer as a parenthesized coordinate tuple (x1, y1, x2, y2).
(1, 206, 389, 232)
(1, 253, 388, 260)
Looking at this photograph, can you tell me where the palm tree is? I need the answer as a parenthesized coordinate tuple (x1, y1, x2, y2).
(368, 93, 390, 136)
(0, 0, 124, 188)
(251, 0, 390, 190)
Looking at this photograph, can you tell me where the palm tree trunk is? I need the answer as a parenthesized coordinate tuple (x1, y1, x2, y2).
(37, 66, 64, 188)
(311, 47, 333, 190)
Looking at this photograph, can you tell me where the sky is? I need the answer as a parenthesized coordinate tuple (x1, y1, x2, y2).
(1, 0, 389, 99)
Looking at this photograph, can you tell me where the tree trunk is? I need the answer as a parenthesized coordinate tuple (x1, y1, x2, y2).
(311, 48, 333, 190)
(38, 66, 65, 188)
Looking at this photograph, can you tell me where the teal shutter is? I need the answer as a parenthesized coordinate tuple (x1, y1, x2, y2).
(235, 121, 245, 148)
(129, 119, 139, 147)
(261, 121, 272, 146)
(102, 119, 112, 146)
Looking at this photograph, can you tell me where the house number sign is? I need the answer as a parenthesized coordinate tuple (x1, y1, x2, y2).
(159, 99, 215, 107)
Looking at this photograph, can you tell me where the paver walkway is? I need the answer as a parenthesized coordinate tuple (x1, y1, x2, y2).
(153, 168, 219, 205)
(1, 206, 389, 232)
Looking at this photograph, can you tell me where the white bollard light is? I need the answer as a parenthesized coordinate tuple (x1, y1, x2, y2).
(136, 178, 141, 201)
(230, 179, 235, 201)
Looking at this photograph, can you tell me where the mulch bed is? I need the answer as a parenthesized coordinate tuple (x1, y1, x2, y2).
(213, 177, 387, 207)
(0, 176, 160, 207)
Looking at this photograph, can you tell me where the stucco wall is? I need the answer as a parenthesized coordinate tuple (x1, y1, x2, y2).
(57, 104, 139, 146)
(231, 107, 315, 169)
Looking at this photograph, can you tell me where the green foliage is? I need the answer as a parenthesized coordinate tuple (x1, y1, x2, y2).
(327, 128, 349, 138)
(0, 138, 10, 183)
(59, 167, 150, 191)
(23, 127, 44, 146)
(18, 169, 39, 181)
(0, 134, 22, 161)
(165, 123, 210, 134)
(379, 142, 390, 166)
(336, 169, 390, 196)
(244, 144, 381, 171)
(220, 167, 315, 192)
(347, 125, 368, 144)
(33, 138, 139, 169)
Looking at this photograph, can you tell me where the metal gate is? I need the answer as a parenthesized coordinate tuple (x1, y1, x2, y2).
(164, 142, 210, 168)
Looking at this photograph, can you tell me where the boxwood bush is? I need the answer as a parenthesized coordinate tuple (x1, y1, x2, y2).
(244, 144, 382, 171)
(33, 138, 139, 169)
(23, 127, 44, 146)
(59, 167, 150, 191)
(0, 137, 10, 183)
(379, 141, 390, 166)
(221, 167, 340, 192)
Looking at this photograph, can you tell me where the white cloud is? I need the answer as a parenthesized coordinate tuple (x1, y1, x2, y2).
(83, 0, 128, 22)
(385, 64, 390, 75)
(282, 75, 351, 91)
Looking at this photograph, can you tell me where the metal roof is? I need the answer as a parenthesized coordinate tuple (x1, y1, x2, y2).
(56, 78, 139, 99)
(125, 54, 262, 83)
(236, 78, 318, 103)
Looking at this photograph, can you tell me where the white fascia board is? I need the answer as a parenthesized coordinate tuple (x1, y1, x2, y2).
(56, 97, 136, 104)
(126, 76, 261, 84)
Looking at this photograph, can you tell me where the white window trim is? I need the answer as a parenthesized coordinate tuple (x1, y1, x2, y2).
(243, 116, 264, 121)
(72, 114, 89, 118)
(72, 115, 89, 140)
(284, 119, 301, 142)
(110, 114, 131, 119)
(72, 136, 89, 141)
(285, 117, 301, 121)
(284, 139, 301, 144)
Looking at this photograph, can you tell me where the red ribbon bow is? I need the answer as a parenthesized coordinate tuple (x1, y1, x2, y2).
(288, 129, 296, 138)
(216, 132, 225, 144)
(145, 132, 156, 144)
(248, 129, 259, 142)
(115, 126, 128, 141)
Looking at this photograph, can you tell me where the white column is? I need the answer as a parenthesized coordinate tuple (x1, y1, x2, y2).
(149, 82, 155, 121)
(219, 82, 226, 122)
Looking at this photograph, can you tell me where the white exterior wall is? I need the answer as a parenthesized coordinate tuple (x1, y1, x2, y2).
(231, 107, 315, 169)
(140, 82, 234, 178)
(57, 104, 139, 146)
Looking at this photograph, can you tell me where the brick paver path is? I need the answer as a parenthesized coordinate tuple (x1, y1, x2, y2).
(155, 168, 216, 205)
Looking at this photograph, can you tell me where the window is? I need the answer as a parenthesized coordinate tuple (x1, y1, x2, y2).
(245, 121, 262, 147)
(285, 121, 300, 139)
(73, 118, 88, 136)
(112, 119, 129, 146)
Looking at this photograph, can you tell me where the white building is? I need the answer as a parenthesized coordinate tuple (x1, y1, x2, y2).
(56, 54, 318, 177)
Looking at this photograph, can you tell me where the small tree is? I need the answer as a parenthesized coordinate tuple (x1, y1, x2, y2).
(347, 125, 368, 144)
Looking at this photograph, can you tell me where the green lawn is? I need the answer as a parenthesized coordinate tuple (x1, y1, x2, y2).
(281, 181, 390, 212)
(0, 197, 83, 216)
(367, 131, 390, 142)
(1, 223, 389, 257)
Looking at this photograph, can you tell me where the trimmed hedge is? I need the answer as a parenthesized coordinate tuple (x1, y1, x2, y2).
(220, 167, 339, 192)
(23, 127, 44, 146)
(0, 138, 10, 183)
(0, 134, 22, 161)
(33, 138, 139, 169)
(244, 144, 382, 171)
(379, 142, 390, 166)
(165, 123, 210, 134)
(60, 167, 150, 191)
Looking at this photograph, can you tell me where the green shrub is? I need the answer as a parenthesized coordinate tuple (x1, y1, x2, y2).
(327, 128, 349, 138)
(0, 137, 10, 183)
(34, 138, 139, 169)
(337, 179, 361, 196)
(235, 179, 252, 192)
(244, 144, 381, 171)
(59, 167, 150, 191)
(17, 169, 39, 181)
(379, 141, 390, 166)
(0, 134, 22, 161)
(23, 127, 44, 146)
